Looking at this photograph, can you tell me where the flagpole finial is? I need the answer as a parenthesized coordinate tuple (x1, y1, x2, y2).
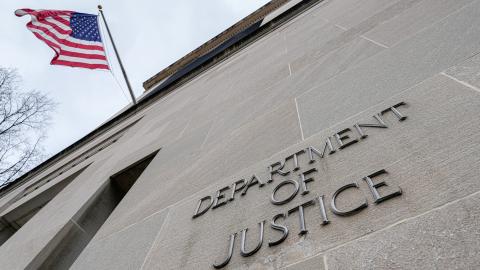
(97, 3, 137, 105)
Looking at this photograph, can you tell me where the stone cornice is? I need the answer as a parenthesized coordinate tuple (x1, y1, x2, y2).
(142, 0, 290, 91)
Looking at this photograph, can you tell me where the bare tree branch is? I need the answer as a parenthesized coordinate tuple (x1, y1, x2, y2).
(0, 67, 55, 185)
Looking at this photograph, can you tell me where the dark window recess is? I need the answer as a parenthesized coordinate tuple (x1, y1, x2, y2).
(0, 117, 142, 194)
(0, 166, 90, 247)
(37, 150, 159, 270)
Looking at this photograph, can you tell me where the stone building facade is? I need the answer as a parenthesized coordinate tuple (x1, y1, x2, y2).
(0, 0, 480, 269)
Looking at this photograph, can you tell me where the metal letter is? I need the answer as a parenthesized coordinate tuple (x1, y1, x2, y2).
(268, 213, 289, 247)
(192, 196, 213, 219)
(381, 102, 407, 121)
(334, 128, 359, 149)
(362, 169, 402, 204)
(240, 221, 265, 257)
(213, 186, 230, 209)
(213, 233, 236, 269)
(229, 179, 247, 201)
(271, 179, 300, 205)
(268, 161, 290, 183)
(331, 182, 368, 216)
(299, 168, 317, 195)
(307, 137, 336, 164)
(241, 174, 266, 196)
(317, 195, 329, 225)
(357, 114, 388, 129)
(285, 150, 305, 172)
(288, 200, 315, 235)
(353, 123, 368, 139)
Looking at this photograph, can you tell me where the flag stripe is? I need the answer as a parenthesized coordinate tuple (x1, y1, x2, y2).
(30, 28, 106, 58)
(66, 36, 104, 47)
(17, 8, 109, 70)
(57, 55, 108, 65)
(53, 15, 71, 27)
(51, 59, 109, 70)
(27, 23, 105, 51)
(32, 31, 61, 53)
(45, 17, 71, 31)
(30, 21, 70, 39)
(33, 19, 71, 36)
(33, 32, 108, 64)
(60, 50, 107, 60)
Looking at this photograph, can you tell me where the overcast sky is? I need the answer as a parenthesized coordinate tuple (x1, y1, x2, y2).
(0, 0, 270, 158)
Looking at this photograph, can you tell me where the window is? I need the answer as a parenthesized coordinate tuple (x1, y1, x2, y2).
(38, 149, 159, 269)
(0, 165, 90, 246)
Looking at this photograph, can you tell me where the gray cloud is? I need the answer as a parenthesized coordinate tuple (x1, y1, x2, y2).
(1, 0, 269, 155)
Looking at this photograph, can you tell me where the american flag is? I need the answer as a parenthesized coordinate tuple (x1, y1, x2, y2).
(15, 8, 109, 70)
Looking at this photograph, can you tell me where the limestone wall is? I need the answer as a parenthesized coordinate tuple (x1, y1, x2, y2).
(1, 0, 480, 269)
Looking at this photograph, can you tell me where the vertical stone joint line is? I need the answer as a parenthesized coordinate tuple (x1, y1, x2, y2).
(334, 23, 347, 31)
(440, 72, 480, 93)
(323, 255, 329, 270)
(283, 32, 288, 55)
(178, 117, 193, 139)
(360, 35, 389, 49)
(200, 122, 214, 150)
(139, 209, 171, 270)
(294, 97, 305, 141)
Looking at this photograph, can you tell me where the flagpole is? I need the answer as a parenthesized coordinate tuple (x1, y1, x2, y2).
(97, 5, 137, 105)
